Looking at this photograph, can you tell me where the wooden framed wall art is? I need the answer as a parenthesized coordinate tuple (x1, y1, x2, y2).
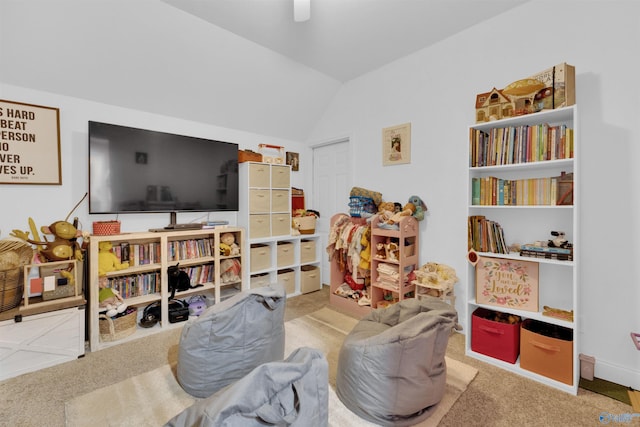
(0, 99, 61, 184)
(476, 256, 539, 312)
(382, 122, 411, 166)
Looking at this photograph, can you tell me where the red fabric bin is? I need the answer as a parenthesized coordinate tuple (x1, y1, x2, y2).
(471, 307, 521, 364)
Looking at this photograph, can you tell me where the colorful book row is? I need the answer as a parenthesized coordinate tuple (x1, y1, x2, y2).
(471, 172, 573, 206)
(107, 272, 161, 299)
(111, 238, 224, 266)
(112, 242, 161, 266)
(469, 123, 573, 167)
(183, 263, 216, 286)
(167, 238, 216, 261)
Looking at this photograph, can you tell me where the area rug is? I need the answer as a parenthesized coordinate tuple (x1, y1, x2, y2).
(65, 307, 477, 426)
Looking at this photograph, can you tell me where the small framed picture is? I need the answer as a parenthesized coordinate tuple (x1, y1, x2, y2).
(135, 152, 148, 164)
(382, 123, 411, 166)
(286, 151, 300, 171)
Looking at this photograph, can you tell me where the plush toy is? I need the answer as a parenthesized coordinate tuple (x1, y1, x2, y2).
(374, 242, 386, 259)
(408, 195, 428, 221)
(385, 239, 399, 261)
(98, 275, 127, 317)
(358, 227, 371, 275)
(220, 232, 240, 256)
(220, 258, 241, 283)
(383, 202, 415, 225)
(377, 201, 395, 214)
(98, 241, 129, 276)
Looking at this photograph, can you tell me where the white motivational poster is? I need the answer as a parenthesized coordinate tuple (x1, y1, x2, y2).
(0, 99, 61, 184)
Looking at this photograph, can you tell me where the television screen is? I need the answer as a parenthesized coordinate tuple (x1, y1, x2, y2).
(88, 121, 238, 214)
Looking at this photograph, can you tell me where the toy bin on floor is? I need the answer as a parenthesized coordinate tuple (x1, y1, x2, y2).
(471, 307, 521, 364)
(520, 318, 573, 385)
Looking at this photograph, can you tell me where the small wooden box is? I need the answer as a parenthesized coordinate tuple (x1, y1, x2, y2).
(239, 150, 262, 163)
(520, 319, 573, 385)
(277, 242, 294, 268)
(250, 244, 271, 272)
(300, 265, 320, 294)
(300, 240, 316, 264)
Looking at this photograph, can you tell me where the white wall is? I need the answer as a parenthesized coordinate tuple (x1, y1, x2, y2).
(309, 1, 640, 388)
(0, 1, 340, 142)
(0, 83, 310, 235)
(2, 0, 639, 390)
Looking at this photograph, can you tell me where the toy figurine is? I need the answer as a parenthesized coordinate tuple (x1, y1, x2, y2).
(98, 276, 127, 317)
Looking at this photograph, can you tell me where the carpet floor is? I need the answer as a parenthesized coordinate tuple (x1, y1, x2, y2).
(65, 308, 478, 426)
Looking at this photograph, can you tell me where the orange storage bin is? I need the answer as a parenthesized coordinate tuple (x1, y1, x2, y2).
(520, 319, 573, 385)
(471, 307, 521, 364)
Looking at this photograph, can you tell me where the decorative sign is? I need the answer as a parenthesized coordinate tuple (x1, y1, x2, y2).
(0, 99, 61, 184)
(382, 122, 411, 166)
(476, 256, 539, 312)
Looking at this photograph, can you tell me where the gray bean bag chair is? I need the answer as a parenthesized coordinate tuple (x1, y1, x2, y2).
(177, 284, 286, 398)
(166, 347, 329, 427)
(336, 297, 458, 426)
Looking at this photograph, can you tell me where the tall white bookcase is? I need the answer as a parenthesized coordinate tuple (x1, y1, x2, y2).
(465, 106, 579, 394)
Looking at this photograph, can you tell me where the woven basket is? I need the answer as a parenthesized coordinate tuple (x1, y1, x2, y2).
(295, 216, 316, 234)
(0, 239, 34, 313)
(99, 307, 137, 342)
(0, 268, 23, 312)
(93, 221, 121, 236)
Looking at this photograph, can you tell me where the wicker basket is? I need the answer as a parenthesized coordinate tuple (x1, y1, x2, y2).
(0, 268, 24, 312)
(99, 307, 137, 342)
(0, 239, 34, 313)
(295, 216, 316, 234)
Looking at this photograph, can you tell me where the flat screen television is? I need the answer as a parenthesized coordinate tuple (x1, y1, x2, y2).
(88, 121, 239, 222)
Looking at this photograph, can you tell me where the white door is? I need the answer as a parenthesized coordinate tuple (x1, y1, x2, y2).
(312, 138, 351, 285)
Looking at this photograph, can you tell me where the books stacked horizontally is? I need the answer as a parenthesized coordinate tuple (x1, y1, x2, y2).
(519, 244, 573, 261)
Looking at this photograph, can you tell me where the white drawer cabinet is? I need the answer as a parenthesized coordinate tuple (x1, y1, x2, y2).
(0, 305, 85, 381)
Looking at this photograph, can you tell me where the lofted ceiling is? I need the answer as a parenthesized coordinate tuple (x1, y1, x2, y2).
(0, 0, 528, 141)
(163, 0, 528, 82)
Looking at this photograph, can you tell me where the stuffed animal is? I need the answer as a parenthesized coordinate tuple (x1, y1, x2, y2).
(220, 258, 241, 283)
(220, 232, 240, 256)
(377, 201, 395, 214)
(98, 241, 129, 276)
(358, 227, 371, 274)
(98, 275, 127, 317)
(408, 195, 428, 221)
(374, 242, 386, 259)
(383, 202, 415, 225)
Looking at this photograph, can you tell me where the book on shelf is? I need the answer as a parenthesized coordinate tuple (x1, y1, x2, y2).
(120, 242, 130, 264)
(520, 244, 572, 254)
(471, 172, 573, 206)
(201, 220, 229, 228)
(469, 123, 574, 167)
(520, 249, 572, 261)
(468, 215, 508, 254)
